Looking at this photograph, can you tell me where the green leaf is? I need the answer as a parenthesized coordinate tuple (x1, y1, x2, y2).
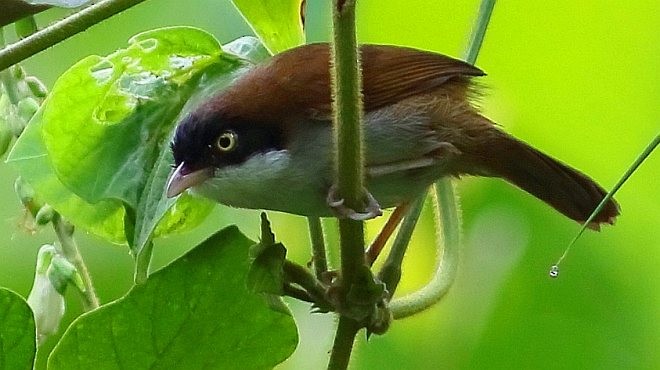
(39, 26, 229, 250)
(48, 226, 298, 370)
(250, 212, 277, 258)
(248, 213, 286, 294)
(232, 0, 305, 54)
(223, 36, 272, 64)
(7, 31, 268, 248)
(7, 111, 126, 243)
(41, 27, 224, 207)
(0, 288, 36, 370)
(248, 243, 287, 295)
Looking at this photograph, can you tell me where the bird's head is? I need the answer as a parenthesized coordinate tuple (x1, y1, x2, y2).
(166, 105, 284, 197)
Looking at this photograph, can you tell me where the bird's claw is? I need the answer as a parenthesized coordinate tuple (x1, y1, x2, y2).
(327, 185, 383, 221)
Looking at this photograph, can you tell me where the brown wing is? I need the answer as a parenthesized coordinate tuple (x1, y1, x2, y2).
(216, 43, 484, 121)
(360, 45, 484, 111)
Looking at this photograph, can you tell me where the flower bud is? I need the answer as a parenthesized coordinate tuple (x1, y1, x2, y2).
(27, 245, 66, 345)
(35, 205, 55, 225)
(11, 65, 26, 80)
(14, 177, 35, 208)
(25, 77, 48, 98)
(17, 97, 40, 123)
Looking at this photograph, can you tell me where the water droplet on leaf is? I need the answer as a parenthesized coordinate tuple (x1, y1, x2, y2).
(549, 265, 559, 278)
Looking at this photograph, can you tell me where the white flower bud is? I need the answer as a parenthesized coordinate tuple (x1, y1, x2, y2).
(27, 245, 67, 345)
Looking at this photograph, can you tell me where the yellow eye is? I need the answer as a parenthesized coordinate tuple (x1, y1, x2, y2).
(216, 131, 237, 152)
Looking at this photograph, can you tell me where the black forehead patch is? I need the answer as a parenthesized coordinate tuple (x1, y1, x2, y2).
(170, 110, 285, 170)
(171, 111, 219, 167)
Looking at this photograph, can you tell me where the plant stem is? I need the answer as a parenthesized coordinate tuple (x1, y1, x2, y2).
(0, 0, 149, 71)
(331, 0, 365, 295)
(464, 0, 496, 65)
(0, 68, 20, 104)
(328, 0, 367, 368)
(331, 0, 364, 214)
(134, 240, 153, 285)
(307, 216, 328, 279)
(51, 213, 100, 310)
(378, 194, 425, 295)
(389, 0, 496, 319)
(390, 181, 461, 319)
(283, 284, 314, 303)
(553, 131, 660, 268)
(283, 260, 330, 307)
(327, 317, 360, 370)
(0, 29, 21, 105)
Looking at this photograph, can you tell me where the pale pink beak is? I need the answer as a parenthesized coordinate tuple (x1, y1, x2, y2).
(166, 162, 213, 198)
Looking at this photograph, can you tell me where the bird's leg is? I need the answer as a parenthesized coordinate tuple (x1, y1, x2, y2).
(365, 203, 409, 266)
(326, 184, 383, 221)
(367, 142, 461, 177)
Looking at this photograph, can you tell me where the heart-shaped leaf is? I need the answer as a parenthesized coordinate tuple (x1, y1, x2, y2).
(7, 110, 127, 243)
(40, 27, 225, 207)
(7, 29, 269, 250)
(0, 288, 36, 370)
(48, 226, 298, 369)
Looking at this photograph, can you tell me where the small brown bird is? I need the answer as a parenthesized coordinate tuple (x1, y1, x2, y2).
(166, 43, 619, 230)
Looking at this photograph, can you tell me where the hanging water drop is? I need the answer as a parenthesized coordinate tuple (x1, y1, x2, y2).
(549, 265, 559, 278)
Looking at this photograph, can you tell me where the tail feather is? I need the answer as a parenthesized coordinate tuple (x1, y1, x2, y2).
(458, 129, 620, 229)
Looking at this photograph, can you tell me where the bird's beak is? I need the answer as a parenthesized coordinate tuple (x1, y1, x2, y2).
(166, 162, 213, 198)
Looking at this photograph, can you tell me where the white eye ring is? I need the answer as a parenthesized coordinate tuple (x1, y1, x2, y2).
(216, 131, 237, 152)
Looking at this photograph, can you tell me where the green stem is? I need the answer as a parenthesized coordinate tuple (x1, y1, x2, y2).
(51, 213, 100, 310)
(134, 240, 153, 285)
(283, 284, 314, 303)
(307, 216, 328, 279)
(332, 0, 365, 212)
(283, 260, 330, 307)
(0, 68, 20, 104)
(464, 0, 497, 65)
(0, 0, 149, 71)
(327, 317, 360, 370)
(378, 194, 425, 295)
(389, 0, 496, 319)
(328, 0, 367, 368)
(331, 0, 366, 290)
(0, 29, 21, 105)
(553, 132, 660, 269)
(390, 180, 461, 319)
(331, 0, 365, 293)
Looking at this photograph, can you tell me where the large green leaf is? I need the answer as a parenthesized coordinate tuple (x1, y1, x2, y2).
(7, 110, 126, 243)
(7, 29, 268, 249)
(40, 27, 224, 207)
(0, 288, 36, 370)
(232, 0, 306, 54)
(48, 226, 298, 369)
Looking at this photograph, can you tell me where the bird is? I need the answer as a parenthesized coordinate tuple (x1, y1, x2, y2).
(166, 43, 620, 233)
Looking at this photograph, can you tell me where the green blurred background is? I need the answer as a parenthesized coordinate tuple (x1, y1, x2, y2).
(1, 0, 658, 368)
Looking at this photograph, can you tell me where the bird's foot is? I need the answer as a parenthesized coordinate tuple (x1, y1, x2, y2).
(326, 184, 383, 221)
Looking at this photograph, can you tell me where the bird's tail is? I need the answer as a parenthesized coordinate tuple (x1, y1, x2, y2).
(456, 123, 620, 229)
